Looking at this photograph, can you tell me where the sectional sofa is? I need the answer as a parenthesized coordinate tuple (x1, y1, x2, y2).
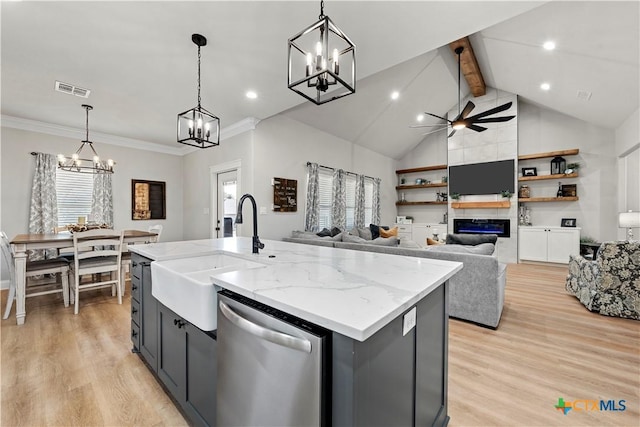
(283, 230, 507, 328)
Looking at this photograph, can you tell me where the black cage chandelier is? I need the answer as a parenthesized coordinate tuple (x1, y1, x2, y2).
(57, 104, 114, 174)
(287, 0, 356, 105)
(177, 33, 220, 149)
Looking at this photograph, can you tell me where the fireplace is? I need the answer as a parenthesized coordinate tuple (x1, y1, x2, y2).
(453, 219, 510, 238)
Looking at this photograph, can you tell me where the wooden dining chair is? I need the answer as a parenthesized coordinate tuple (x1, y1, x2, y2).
(1, 231, 70, 319)
(69, 229, 124, 315)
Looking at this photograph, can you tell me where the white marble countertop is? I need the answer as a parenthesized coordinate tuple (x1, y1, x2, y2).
(130, 237, 462, 341)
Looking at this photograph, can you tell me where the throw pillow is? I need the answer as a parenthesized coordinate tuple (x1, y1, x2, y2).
(371, 236, 399, 246)
(446, 233, 498, 246)
(426, 237, 442, 246)
(379, 226, 398, 238)
(358, 227, 373, 240)
(316, 228, 332, 237)
(330, 226, 342, 237)
(369, 224, 390, 240)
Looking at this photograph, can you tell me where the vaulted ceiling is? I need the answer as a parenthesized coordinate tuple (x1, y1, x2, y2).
(2, 1, 638, 159)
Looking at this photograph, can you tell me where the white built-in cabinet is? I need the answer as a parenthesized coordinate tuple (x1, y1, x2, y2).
(518, 226, 580, 264)
(394, 223, 448, 247)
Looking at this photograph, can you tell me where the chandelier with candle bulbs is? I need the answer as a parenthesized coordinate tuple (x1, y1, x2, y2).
(177, 33, 220, 149)
(57, 104, 114, 174)
(287, 0, 356, 105)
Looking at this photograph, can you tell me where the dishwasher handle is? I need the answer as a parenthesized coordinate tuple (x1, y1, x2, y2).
(219, 300, 312, 353)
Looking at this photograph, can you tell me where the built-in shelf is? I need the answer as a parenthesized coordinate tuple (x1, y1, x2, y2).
(396, 201, 448, 206)
(519, 172, 578, 182)
(519, 196, 579, 202)
(396, 164, 447, 174)
(518, 149, 579, 161)
(396, 183, 448, 190)
(450, 201, 511, 209)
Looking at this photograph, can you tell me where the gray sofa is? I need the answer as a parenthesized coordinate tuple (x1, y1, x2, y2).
(283, 231, 506, 328)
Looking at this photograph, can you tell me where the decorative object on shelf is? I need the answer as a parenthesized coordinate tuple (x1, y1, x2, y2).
(618, 210, 640, 240)
(518, 185, 531, 198)
(556, 182, 563, 198)
(415, 178, 423, 184)
(450, 192, 460, 200)
(400, 177, 406, 184)
(519, 205, 527, 226)
(287, 0, 356, 105)
(443, 211, 448, 224)
(177, 33, 220, 149)
(561, 184, 577, 197)
(524, 206, 532, 226)
(561, 218, 577, 227)
(500, 190, 513, 199)
(550, 156, 567, 175)
(436, 193, 441, 202)
(521, 167, 537, 177)
(565, 162, 580, 174)
(400, 192, 406, 202)
(57, 104, 114, 174)
(442, 176, 448, 183)
(404, 216, 413, 224)
(396, 216, 406, 223)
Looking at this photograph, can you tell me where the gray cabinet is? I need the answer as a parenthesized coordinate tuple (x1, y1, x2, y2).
(131, 254, 158, 371)
(158, 303, 217, 427)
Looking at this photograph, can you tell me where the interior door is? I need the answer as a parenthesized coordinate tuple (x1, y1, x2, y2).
(216, 170, 238, 238)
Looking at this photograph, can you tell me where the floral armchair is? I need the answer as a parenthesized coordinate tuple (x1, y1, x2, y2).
(566, 241, 640, 320)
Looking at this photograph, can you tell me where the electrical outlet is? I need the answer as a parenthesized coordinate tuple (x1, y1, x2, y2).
(403, 307, 416, 336)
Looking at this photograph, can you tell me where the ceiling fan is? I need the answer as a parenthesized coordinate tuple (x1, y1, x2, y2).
(412, 46, 515, 138)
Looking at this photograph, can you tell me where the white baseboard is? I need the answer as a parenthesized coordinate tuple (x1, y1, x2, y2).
(1, 280, 9, 291)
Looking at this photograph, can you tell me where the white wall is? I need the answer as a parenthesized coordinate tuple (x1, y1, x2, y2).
(181, 130, 254, 241)
(0, 127, 184, 242)
(518, 100, 618, 242)
(250, 115, 397, 240)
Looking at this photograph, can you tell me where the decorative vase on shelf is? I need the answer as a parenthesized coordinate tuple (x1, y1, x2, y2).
(556, 182, 563, 198)
(519, 185, 530, 198)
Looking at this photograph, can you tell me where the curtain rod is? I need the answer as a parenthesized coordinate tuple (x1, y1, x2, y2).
(306, 162, 376, 181)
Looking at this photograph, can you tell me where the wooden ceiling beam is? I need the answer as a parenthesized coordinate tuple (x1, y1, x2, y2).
(449, 37, 486, 97)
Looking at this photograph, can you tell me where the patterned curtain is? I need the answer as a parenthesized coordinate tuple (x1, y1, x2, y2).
(28, 153, 58, 260)
(353, 174, 366, 228)
(304, 163, 320, 232)
(371, 178, 381, 225)
(91, 164, 114, 227)
(331, 169, 346, 229)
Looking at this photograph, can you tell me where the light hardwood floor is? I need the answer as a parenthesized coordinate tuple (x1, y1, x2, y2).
(1, 263, 639, 426)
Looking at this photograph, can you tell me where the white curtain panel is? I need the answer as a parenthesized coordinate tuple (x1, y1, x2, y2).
(304, 163, 320, 232)
(354, 174, 366, 228)
(331, 169, 346, 229)
(28, 152, 58, 260)
(91, 164, 114, 227)
(372, 178, 381, 225)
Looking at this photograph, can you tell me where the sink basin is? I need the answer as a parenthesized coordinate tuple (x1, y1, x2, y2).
(151, 253, 265, 331)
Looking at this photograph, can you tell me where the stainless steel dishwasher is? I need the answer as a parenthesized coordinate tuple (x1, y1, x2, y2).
(216, 289, 330, 427)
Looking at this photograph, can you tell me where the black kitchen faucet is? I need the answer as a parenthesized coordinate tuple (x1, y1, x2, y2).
(235, 194, 265, 254)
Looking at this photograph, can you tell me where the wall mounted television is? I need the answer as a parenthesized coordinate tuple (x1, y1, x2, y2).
(448, 159, 515, 195)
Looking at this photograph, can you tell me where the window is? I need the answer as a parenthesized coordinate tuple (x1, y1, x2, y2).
(316, 170, 375, 229)
(56, 169, 93, 226)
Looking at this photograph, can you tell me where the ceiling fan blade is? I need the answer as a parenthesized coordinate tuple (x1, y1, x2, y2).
(421, 128, 449, 136)
(466, 102, 513, 121)
(409, 124, 449, 129)
(448, 129, 457, 138)
(467, 124, 488, 133)
(425, 112, 452, 123)
(459, 101, 476, 119)
(472, 115, 516, 124)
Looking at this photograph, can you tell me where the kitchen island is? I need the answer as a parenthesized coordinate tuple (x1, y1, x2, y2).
(128, 237, 462, 427)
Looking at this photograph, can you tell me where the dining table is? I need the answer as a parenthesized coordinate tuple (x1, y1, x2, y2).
(9, 229, 158, 325)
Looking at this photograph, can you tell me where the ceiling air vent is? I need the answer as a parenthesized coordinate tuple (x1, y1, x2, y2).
(55, 81, 91, 98)
(576, 90, 592, 101)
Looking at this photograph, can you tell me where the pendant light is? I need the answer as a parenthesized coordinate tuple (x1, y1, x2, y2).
(287, 0, 356, 105)
(57, 104, 114, 174)
(177, 33, 220, 149)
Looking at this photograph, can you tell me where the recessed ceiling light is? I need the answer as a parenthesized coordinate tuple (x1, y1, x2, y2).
(540, 82, 551, 91)
(543, 41, 556, 51)
(246, 91, 257, 99)
(416, 114, 424, 122)
(391, 91, 399, 100)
